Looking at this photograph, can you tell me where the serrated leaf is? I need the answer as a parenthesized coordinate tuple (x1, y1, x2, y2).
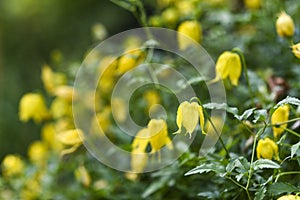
(185, 163, 225, 176)
(235, 108, 256, 121)
(142, 176, 168, 198)
(268, 182, 298, 196)
(253, 109, 268, 123)
(253, 159, 280, 170)
(226, 157, 250, 174)
(203, 103, 238, 116)
(254, 187, 266, 200)
(291, 141, 300, 158)
(276, 96, 300, 107)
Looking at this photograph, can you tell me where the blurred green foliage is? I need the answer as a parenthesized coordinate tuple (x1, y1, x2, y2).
(0, 0, 137, 159)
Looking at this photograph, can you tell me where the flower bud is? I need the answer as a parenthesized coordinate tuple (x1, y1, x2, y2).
(276, 12, 295, 38)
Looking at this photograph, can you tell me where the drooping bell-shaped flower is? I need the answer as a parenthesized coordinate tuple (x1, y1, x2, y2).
(213, 51, 242, 86)
(256, 138, 279, 160)
(176, 101, 205, 137)
(271, 104, 289, 139)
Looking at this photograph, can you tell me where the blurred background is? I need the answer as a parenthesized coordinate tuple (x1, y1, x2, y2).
(0, 0, 138, 160)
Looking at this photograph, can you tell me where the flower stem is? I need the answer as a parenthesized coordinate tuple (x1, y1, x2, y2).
(245, 123, 267, 194)
(274, 171, 300, 183)
(191, 97, 230, 158)
(283, 127, 300, 138)
(232, 48, 255, 107)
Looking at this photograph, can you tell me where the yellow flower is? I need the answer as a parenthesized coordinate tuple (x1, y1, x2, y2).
(148, 119, 173, 153)
(213, 51, 242, 86)
(111, 98, 126, 123)
(256, 138, 279, 160)
(75, 165, 91, 187)
(131, 149, 148, 173)
(276, 12, 295, 38)
(116, 49, 144, 75)
(57, 129, 83, 145)
(177, 20, 202, 50)
(162, 7, 179, 26)
(176, 101, 205, 137)
(244, 0, 261, 9)
(41, 65, 66, 93)
(291, 42, 300, 59)
(41, 123, 63, 151)
(50, 97, 72, 119)
(132, 128, 150, 152)
(144, 90, 161, 111)
(277, 195, 300, 200)
(19, 93, 49, 123)
(271, 105, 289, 139)
(53, 85, 75, 102)
(2, 154, 24, 177)
(28, 141, 48, 165)
(56, 129, 84, 155)
(90, 106, 111, 135)
(175, 0, 197, 16)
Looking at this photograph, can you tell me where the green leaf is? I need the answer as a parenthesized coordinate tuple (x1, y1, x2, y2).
(142, 176, 169, 198)
(276, 96, 300, 107)
(268, 182, 299, 196)
(253, 159, 280, 170)
(203, 103, 238, 116)
(110, 0, 137, 12)
(253, 109, 268, 123)
(185, 163, 225, 176)
(235, 108, 256, 121)
(291, 141, 300, 158)
(254, 187, 266, 200)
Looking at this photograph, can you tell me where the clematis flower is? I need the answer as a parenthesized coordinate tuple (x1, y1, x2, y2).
(28, 141, 48, 165)
(291, 42, 300, 59)
(19, 93, 50, 123)
(56, 129, 84, 156)
(130, 119, 173, 172)
(256, 138, 279, 160)
(1, 154, 24, 177)
(148, 119, 173, 153)
(244, 0, 261, 9)
(176, 101, 205, 137)
(75, 165, 91, 187)
(271, 105, 289, 139)
(276, 11, 295, 38)
(41, 65, 66, 93)
(177, 20, 202, 50)
(212, 51, 242, 86)
(53, 85, 75, 102)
